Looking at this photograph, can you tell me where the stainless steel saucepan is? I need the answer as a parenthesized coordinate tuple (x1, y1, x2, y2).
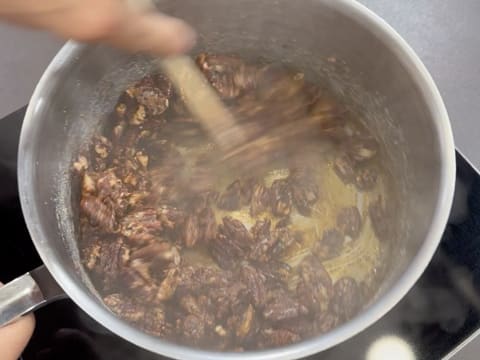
(0, 0, 455, 359)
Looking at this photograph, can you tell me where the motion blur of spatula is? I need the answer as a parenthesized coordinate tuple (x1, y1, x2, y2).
(126, 0, 248, 154)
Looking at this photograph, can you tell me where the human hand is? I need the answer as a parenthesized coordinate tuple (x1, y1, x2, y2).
(0, 0, 196, 56)
(0, 283, 36, 360)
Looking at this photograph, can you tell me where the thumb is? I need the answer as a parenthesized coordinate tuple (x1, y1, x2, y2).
(0, 283, 36, 360)
(102, 12, 197, 56)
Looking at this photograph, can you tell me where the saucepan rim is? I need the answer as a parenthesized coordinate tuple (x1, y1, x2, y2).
(18, 0, 455, 358)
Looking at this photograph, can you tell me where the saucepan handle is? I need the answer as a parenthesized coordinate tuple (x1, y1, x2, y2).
(0, 265, 66, 326)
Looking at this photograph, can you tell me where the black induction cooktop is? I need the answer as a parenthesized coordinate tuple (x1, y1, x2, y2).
(2, 106, 480, 360)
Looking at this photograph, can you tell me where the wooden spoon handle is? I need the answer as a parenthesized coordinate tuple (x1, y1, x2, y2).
(126, 0, 246, 151)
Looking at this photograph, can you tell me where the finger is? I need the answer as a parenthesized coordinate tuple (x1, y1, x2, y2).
(103, 12, 196, 56)
(0, 0, 196, 56)
(0, 284, 36, 360)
